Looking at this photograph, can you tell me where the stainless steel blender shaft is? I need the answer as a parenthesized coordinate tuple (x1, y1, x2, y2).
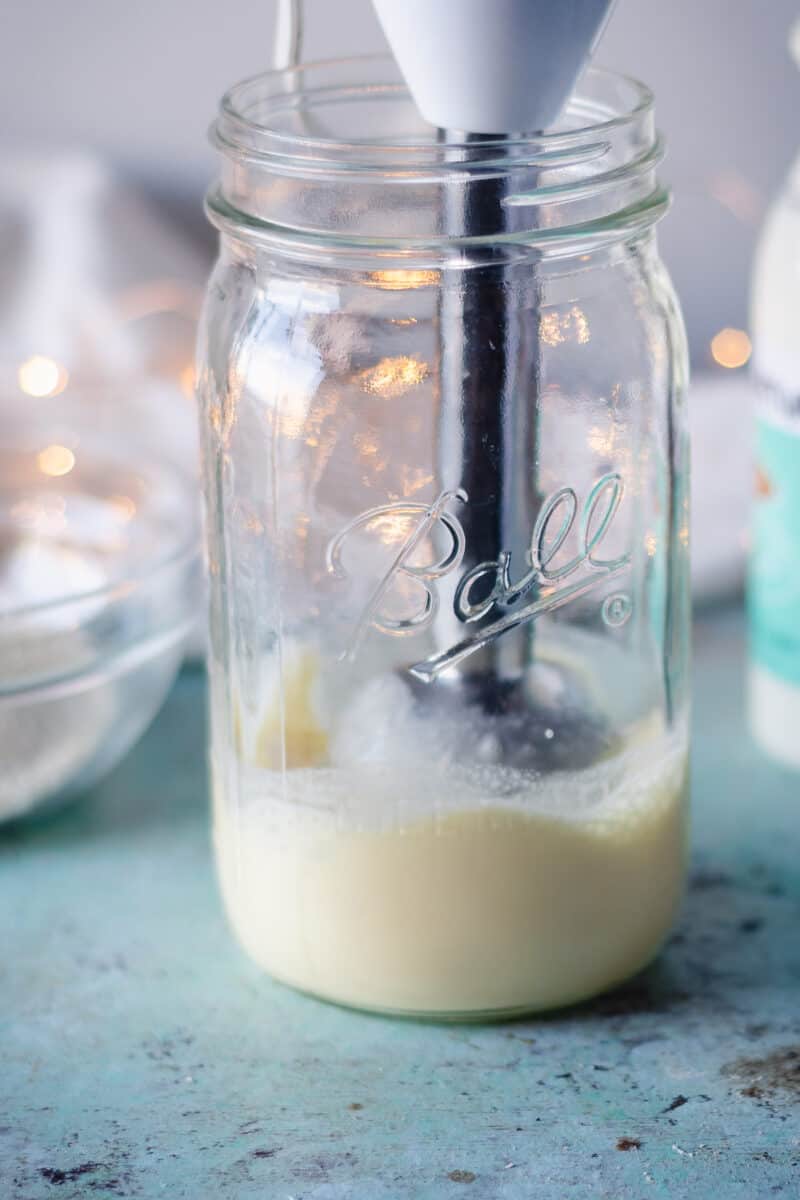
(435, 132, 540, 682)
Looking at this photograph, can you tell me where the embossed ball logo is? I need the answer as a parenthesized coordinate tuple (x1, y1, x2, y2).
(327, 472, 633, 678)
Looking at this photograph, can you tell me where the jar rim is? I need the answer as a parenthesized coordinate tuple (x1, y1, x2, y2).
(210, 56, 667, 256)
(214, 55, 654, 170)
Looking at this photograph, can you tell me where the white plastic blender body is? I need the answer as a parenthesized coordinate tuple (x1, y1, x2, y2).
(372, 0, 616, 133)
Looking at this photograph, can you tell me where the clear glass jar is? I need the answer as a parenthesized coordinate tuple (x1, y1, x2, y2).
(199, 58, 690, 1019)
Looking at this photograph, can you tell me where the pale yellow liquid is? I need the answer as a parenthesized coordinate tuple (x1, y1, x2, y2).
(214, 669, 688, 1016)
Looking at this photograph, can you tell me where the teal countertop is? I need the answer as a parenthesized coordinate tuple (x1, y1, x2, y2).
(2, 607, 799, 1199)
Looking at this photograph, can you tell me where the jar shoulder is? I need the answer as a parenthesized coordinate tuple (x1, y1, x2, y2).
(200, 242, 687, 368)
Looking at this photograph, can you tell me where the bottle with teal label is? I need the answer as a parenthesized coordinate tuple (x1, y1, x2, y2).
(748, 18, 800, 767)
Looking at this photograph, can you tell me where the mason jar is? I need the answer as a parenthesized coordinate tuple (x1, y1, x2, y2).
(198, 57, 690, 1019)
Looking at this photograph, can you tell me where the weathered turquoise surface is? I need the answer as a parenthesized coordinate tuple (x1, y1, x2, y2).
(2, 606, 799, 1199)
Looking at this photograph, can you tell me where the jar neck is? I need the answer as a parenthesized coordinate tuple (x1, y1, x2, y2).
(209, 56, 669, 264)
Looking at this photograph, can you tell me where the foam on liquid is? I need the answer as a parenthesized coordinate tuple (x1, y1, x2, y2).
(214, 658, 687, 1016)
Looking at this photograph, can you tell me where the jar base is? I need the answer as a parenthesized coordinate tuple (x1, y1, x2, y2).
(246, 938, 676, 1024)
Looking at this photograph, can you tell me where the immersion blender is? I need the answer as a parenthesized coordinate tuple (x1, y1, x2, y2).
(373, 0, 618, 763)
(275, 0, 618, 766)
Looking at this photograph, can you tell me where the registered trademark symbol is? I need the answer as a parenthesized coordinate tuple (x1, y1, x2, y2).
(602, 592, 633, 628)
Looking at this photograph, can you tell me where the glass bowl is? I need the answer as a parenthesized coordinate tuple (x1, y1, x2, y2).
(0, 382, 200, 823)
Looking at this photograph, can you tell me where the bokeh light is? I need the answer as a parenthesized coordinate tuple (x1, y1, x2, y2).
(18, 356, 69, 399)
(37, 444, 76, 477)
(710, 328, 752, 369)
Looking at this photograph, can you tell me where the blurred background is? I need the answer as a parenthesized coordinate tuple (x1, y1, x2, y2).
(3, 0, 797, 363)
